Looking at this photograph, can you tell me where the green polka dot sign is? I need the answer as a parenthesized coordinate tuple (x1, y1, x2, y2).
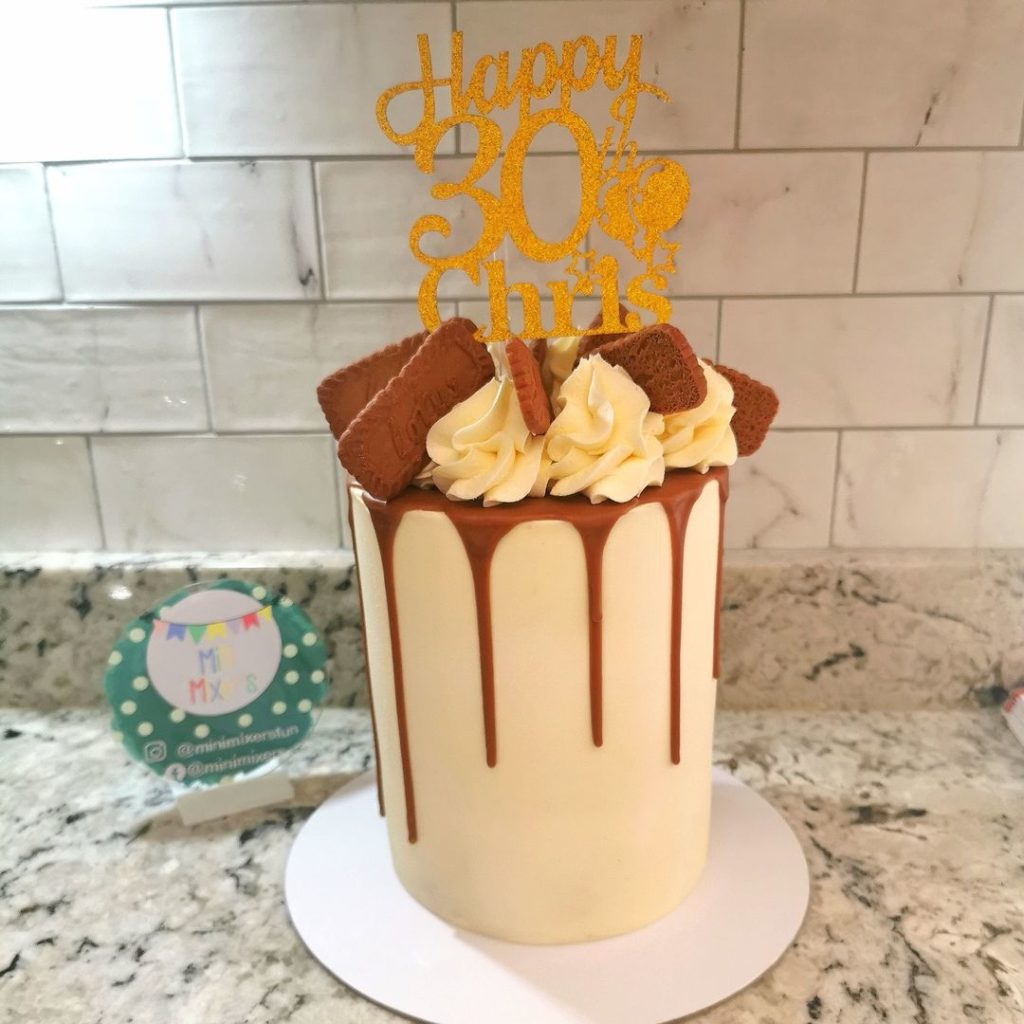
(104, 579, 328, 784)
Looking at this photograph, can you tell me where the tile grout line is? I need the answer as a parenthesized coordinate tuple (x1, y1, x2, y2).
(1019, 93, 1024, 147)
(39, 168, 67, 302)
(973, 295, 996, 425)
(164, 7, 189, 159)
(826, 431, 844, 547)
(193, 305, 216, 433)
(85, 436, 109, 551)
(23, 145, 1024, 169)
(732, 0, 746, 149)
(850, 151, 869, 293)
(309, 161, 328, 299)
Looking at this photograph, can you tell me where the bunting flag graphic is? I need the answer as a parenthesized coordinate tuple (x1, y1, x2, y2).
(155, 606, 275, 645)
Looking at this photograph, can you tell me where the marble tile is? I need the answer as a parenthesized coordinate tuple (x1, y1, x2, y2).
(725, 431, 838, 549)
(741, 0, 1024, 147)
(48, 161, 320, 301)
(0, 307, 206, 434)
(978, 297, 1024, 425)
(318, 156, 583, 299)
(607, 153, 863, 296)
(456, 0, 740, 151)
(173, 4, 453, 157)
(859, 152, 1024, 293)
(0, 165, 60, 302)
(835, 429, 1024, 547)
(721, 297, 988, 427)
(201, 302, 454, 431)
(0, 9, 180, 162)
(0, 438, 101, 551)
(91, 435, 340, 552)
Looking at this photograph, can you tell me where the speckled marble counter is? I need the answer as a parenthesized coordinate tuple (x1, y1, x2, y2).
(4, 550, 1024, 713)
(1, 707, 1022, 1024)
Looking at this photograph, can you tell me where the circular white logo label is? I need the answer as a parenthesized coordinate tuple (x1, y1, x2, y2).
(146, 590, 282, 717)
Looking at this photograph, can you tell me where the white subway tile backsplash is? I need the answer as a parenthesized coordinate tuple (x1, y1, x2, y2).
(859, 152, 1024, 293)
(91, 435, 340, 552)
(319, 159, 468, 300)
(607, 153, 863, 296)
(201, 302, 455, 431)
(0, 307, 205, 434)
(979, 297, 1024, 425)
(741, 0, 1024, 148)
(721, 297, 988, 427)
(0, 2, 1020, 555)
(681, 153, 862, 295)
(835, 429, 1024, 547)
(725, 431, 838, 549)
(456, 0, 740, 151)
(0, 437, 102, 551)
(0, 9, 179, 163)
(48, 161, 320, 301)
(173, 4, 453, 157)
(0, 166, 60, 302)
(317, 156, 583, 300)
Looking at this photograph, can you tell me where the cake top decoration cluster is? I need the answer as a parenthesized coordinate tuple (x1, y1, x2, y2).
(318, 32, 779, 507)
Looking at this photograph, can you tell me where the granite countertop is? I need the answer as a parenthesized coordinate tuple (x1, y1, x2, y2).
(1, 707, 1022, 1024)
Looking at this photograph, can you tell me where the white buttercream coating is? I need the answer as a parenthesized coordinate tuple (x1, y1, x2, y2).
(660, 360, 738, 472)
(546, 355, 665, 503)
(350, 477, 723, 943)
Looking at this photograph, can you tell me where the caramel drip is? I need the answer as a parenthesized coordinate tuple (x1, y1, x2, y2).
(365, 503, 418, 844)
(712, 474, 730, 680)
(660, 491, 702, 766)
(347, 502, 386, 817)
(446, 520, 510, 767)
(355, 466, 730, 811)
(575, 520, 616, 747)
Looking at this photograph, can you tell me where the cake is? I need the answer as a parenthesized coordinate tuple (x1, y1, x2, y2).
(318, 313, 778, 944)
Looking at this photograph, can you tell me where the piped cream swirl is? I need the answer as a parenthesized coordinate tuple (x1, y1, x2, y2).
(425, 377, 548, 506)
(660, 361, 738, 472)
(545, 355, 665, 503)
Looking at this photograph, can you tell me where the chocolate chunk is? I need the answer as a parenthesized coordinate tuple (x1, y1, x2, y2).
(714, 363, 779, 456)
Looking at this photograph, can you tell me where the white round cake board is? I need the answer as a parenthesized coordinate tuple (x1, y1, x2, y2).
(286, 769, 809, 1024)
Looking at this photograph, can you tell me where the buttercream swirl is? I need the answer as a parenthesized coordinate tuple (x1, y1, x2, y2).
(425, 377, 548, 506)
(545, 355, 665, 503)
(541, 335, 581, 405)
(660, 361, 738, 472)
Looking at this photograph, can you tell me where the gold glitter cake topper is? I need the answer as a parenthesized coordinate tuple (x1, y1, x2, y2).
(377, 33, 690, 342)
